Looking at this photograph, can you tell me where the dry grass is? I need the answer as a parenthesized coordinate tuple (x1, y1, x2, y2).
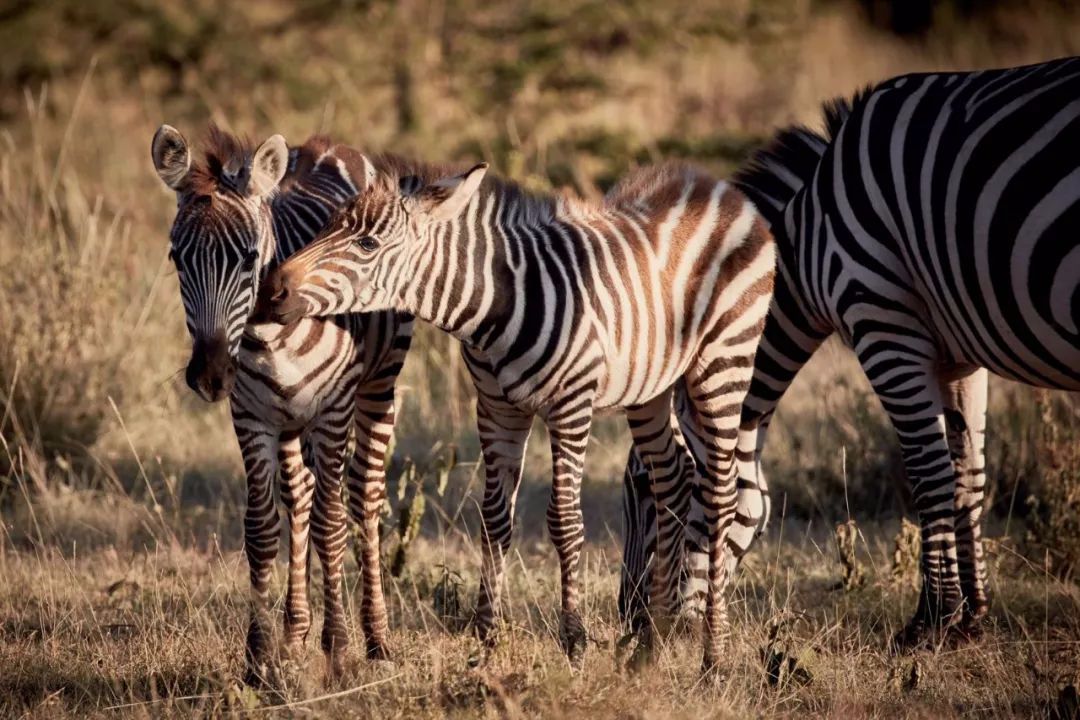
(2, 1, 1080, 716)
(1, 481, 1078, 718)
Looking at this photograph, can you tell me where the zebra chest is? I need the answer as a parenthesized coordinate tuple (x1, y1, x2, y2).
(237, 319, 364, 425)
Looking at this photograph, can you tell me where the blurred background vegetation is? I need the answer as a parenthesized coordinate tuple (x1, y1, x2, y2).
(0, 0, 1078, 568)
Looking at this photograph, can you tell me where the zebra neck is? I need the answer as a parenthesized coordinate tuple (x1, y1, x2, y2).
(398, 193, 573, 369)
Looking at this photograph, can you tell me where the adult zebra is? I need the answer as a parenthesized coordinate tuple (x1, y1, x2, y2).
(151, 126, 413, 682)
(255, 157, 776, 671)
(634, 56, 1080, 649)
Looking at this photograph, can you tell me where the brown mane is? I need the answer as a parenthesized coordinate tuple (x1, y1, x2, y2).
(186, 125, 340, 197)
(279, 134, 335, 192)
(186, 123, 254, 196)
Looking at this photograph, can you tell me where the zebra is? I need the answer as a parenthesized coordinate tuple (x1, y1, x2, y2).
(150, 125, 413, 682)
(254, 155, 777, 672)
(619, 117, 838, 629)
(632, 56, 1080, 650)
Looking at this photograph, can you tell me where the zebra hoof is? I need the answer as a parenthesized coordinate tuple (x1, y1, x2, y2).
(890, 620, 935, 655)
(242, 663, 270, 689)
(945, 618, 985, 647)
(625, 632, 655, 674)
(366, 639, 393, 662)
(326, 648, 358, 682)
(700, 654, 726, 684)
(560, 612, 587, 669)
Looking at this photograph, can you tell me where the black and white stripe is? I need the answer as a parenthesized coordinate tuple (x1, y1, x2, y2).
(261, 156, 777, 671)
(629, 56, 1080, 649)
(152, 126, 412, 681)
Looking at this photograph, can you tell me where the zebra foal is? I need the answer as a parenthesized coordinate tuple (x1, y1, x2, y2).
(255, 156, 776, 671)
(151, 126, 412, 682)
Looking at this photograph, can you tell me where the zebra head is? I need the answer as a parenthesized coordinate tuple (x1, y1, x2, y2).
(151, 124, 289, 402)
(257, 162, 487, 325)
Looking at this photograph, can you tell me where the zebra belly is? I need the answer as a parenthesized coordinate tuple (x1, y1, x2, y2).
(922, 282, 1080, 392)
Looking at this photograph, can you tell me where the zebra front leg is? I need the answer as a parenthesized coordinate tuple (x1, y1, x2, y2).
(346, 386, 397, 660)
(278, 433, 316, 661)
(855, 350, 962, 650)
(618, 448, 655, 632)
(309, 420, 353, 679)
(235, 425, 282, 686)
(545, 398, 594, 667)
(941, 366, 990, 640)
(473, 394, 532, 647)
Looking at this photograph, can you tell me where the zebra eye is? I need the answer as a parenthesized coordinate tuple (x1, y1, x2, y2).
(241, 249, 258, 271)
(356, 236, 379, 253)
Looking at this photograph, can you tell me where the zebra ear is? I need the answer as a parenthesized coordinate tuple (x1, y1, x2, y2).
(249, 134, 289, 197)
(413, 163, 488, 224)
(151, 125, 191, 191)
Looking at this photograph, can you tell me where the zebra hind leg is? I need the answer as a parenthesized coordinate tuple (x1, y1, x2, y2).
(856, 351, 963, 651)
(940, 366, 990, 643)
(682, 346, 758, 677)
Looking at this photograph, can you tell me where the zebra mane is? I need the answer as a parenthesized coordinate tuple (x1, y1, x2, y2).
(732, 87, 870, 227)
(187, 123, 255, 197)
(366, 152, 561, 227)
(603, 161, 718, 210)
(188, 125, 338, 198)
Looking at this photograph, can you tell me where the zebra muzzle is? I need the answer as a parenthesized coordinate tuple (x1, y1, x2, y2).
(185, 334, 237, 403)
(253, 271, 304, 325)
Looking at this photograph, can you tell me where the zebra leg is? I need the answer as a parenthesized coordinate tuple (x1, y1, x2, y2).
(729, 297, 833, 571)
(625, 388, 695, 643)
(308, 416, 353, 678)
(618, 448, 655, 631)
(856, 350, 963, 650)
(545, 397, 594, 666)
(234, 423, 282, 686)
(620, 386, 701, 632)
(345, 387, 397, 661)
(683, 346, 759, 676)
(278, 433, 315, 661)
(473, 393, 533, 646)
(940, 366, 990, 639)
(676, 305, 832, 613)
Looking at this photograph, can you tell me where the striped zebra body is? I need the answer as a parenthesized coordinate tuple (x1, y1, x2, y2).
(783, 58, 1080, 646)
(625, 56, 1080, 649)
(151, 127, 413, 681)
(259, 157, 777, 671)
(620, 124, 834, 627)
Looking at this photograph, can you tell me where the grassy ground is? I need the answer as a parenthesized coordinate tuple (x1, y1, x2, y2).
(2, 484, 1078, 718)
(3, 1, 1080, 717)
